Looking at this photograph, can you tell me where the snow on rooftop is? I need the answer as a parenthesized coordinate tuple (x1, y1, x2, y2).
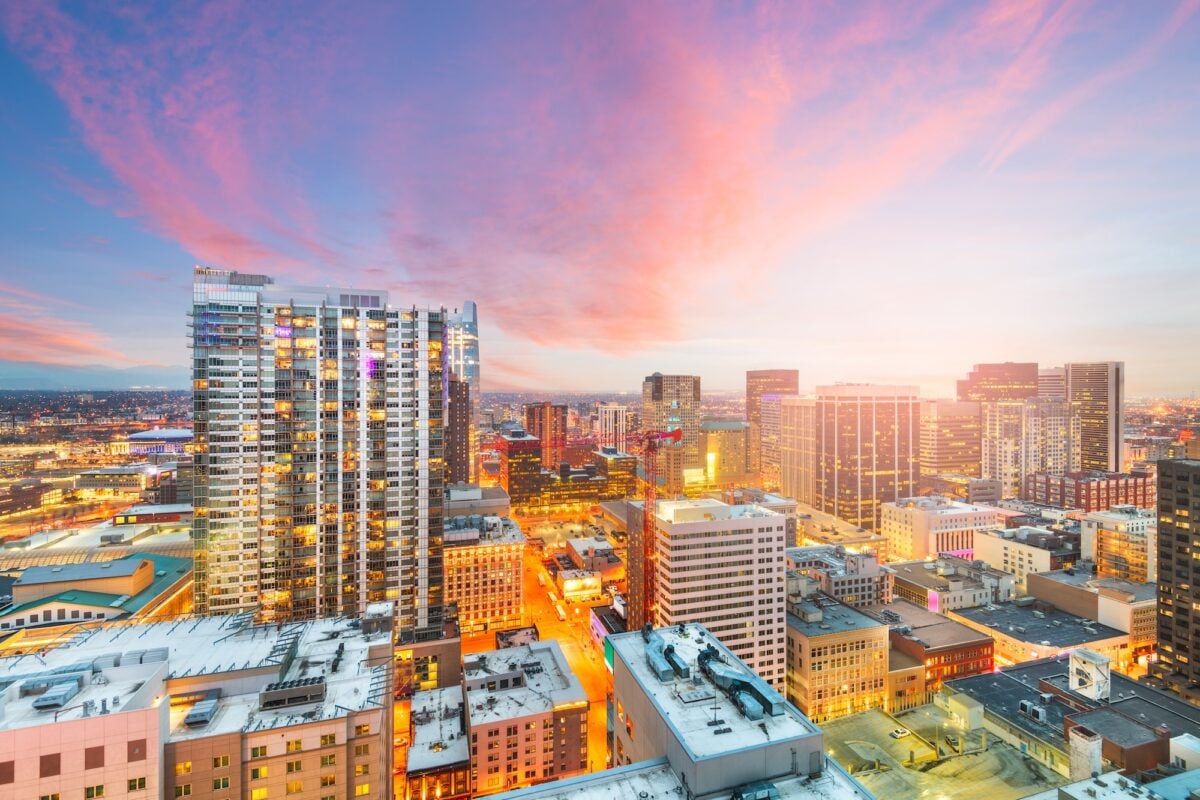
(464, 640, 586, 725)
(407, 687, 470, 773)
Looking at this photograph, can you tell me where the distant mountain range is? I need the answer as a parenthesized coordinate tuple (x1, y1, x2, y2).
(0, 361, 190, 390)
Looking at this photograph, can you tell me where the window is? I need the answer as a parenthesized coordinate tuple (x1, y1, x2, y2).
(251, 745, 268, 758)
(84, 788, 105, 799)
(127, 778, 146, 791)
(251, 767, 268, 780)
(354, 785, 371, 797)
(286, 781, 303, 795)
(320, 755, 336, 767)
(41, 795, 61, 800)
(354, 764, 370, 776)
(251, 790, 268, 800)
(320, 733, 336, 746)
(354, 724, 370, 736)
(286, 760, 302, 773)
(213, 777, 230, 790)
(174, 786, 192, 798)
(286, 740, 303, 753)
(320, 775, 336, 787)
(213, 755, 230, 769)
(84, 747, 104, 770)
(174, 762, 192, 776)
(353, 744, 369, 757)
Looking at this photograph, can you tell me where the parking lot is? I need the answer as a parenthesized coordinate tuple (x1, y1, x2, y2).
(822, 707, 1066, 800)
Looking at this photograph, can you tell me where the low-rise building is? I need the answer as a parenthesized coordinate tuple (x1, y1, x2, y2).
(880, 495, 1001, 560)
(891, 555, 1016, 611)
(918, 474, 1003, 505)
(566, 536, 623, 582)
(973, 526, 1080, 592)
(794, 502, 885, 554)
(865, 598, 994, 695)
(75, 463, 159, 495)
(948, 601, 1130, 668)
(786, 545, 894, 608)
(1025, 470, 1156, 511)
(785, 593, 889, 722)
(446, 484, 512, 517)
(1025, 567, 1157, 663)
(405, 686, 471, 800)
(444, 515, 525, 634)
(463, 640, 588, 795)
(1081, 505, 1157, 583)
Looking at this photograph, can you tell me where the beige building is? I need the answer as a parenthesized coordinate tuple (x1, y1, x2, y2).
(920, 399, 982, 477)
(443, 515, 525, 634)
(786, 546, 894, 608)
(1081, 505, 1156, 583)
(785, 593, 889, 722)
(1025, 569, 1157, 664)
(879, 495, 1001, 560)
(462, 640, 587, 795)
(973, 526, 1079, 593)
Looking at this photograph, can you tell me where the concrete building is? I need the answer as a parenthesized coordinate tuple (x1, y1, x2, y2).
(1026, 568, 1157, 662)
(982, 396, 1079, 499)
(949, 603, 1130, 668)
(707, 487, 799, 543)
(523, 402, 568, 470)
(786, 546, 894, 608)
(641, 373, 702, 493)
(1027, 470, 1156, 511)
(645, 498, 787, 689)
(446, 374, 473, 484)
(566, 536, 622, 582)
(879, 495, 1001, 560)
(594, 402, 628, 454)
(445, 484, 511, 517)
(865, 598, 994, 694)
(1149, 460, 1200, 705)
(747, 369, 800, 480)
(191, 267, 445, 635)
(1039, 366, 1067, 399)
(974, 526, 1080, 592)
(780, 396, 816, 506)
(793, 502, 886, 555)
(699, 419, 751, 486)
(785, 594, 889, 722)
(958, 362, 1039, 403)
(918, 473, 1003, 505)
(443, 515, 525, 634)
(404, 686, 471, 800)
(0, 613, 394, 800)
(76, 463, 158, 495)
(462, 640, 588, 794)
(891, 555, 1016, 612)
(1067, 361, 1125, 473)
(1081, 506, 1157, 583)
(919, 399, 982, 477)
(759, 394, 789, 491)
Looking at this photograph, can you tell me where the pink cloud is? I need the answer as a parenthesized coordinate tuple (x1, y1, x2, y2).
(0, 284, 136, 366)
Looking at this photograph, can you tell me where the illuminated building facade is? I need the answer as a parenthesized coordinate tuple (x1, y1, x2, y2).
(811, 384, 920, 531)
(879, 495, 1001, 560)
(497, 431, 635, 511)
(746, 369, 799, 478)
(595, 401, 628, 453)
(191, 267, 445, 640)
(957, 362, 1039, 403)
(443, 515, 525, 634)
(1026, 469, 1156, 511)
(446, 374, 472, 484)
(982, 396, 1078, 499)
(699, 419, 750, 486)
(1039, 366, 1067, 399)
(496, 430, 542, 505)
(1081, 505, 1156, 583)
(641, 373, 701, 492)
(1149, 460, 1200, 704)
(780, 396, 815, 505)
(759, 394, 789, 491)
(919, 399, 982, 477)
(1067, 361, 1124, 472)
(523, 401, 568, 468)
(446, 301, 481, 481)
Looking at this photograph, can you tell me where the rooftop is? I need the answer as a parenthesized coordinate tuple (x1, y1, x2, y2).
(610, 623, 818, 760)
(128, 428, 193, 441)
(115, 503, 194, 516)
(3, 552, 191, 618)
(464, 640, 586, 725)
(864, 599, 993, 650)
(1033, 569, 1157, 602)
(656, 498, 780, 525)
(951, 603, 1125, 647)
(887, 496, 995, 514)
(787, 594, 886, 637)
(1069, 707, 1161, 748)
(1145, 769, 1200, 800)
(567, 536, 615, 556)
(407, 686, 469, 773)
(891, 557, 1010, 591)
(78, 463, 157, 476)
(978, 526, 1078, 554)
(444, 514, 525, 546)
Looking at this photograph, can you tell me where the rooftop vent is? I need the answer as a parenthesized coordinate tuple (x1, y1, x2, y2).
(260, 676, 326, 710)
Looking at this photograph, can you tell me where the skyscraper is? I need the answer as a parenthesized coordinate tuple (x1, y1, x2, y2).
(642, 373, 702, 493)
(1039, 366, 1066, 399)
(191, 267, 445, 639)
(957, 362, 1039, 403)
(699, 419, 750, 485)
(523, 401, 568, 468)
(446, 374, 471, 484)
(759, 394, 789, 491)
(812, 385, 920, 530)
(595, 401, 628, 453)
(780, 396, 815, 504)
(919, 399, 982, 477)
(1067, 361, 1124, 472)
(746, 369, 800, 478)
(981, 397, 1077, 499)
(446, 301, 481, 480)
(1149, 460, 1200, 705)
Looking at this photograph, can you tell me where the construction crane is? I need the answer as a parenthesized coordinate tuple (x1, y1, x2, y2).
(638, 427, 683, 626)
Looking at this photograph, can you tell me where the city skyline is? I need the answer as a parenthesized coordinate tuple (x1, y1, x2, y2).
(2, 3, 1200, 395)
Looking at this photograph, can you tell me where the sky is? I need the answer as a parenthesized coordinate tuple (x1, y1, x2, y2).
(1, 1, 1198, 397)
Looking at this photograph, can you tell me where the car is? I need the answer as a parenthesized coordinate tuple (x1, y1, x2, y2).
(889, 728, 911, 739)
(944, 735, 961, 749)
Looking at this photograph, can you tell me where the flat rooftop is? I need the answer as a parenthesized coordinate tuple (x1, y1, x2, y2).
(116, 502, 193, 516)
(464, 640, 586, 725)
(407, 686, 469, 773)
(610, 623, 818, 760)
(483, 757, 871, 800)
(788, 595, 885, 637)
(865, 600, 993, 650)
(656, 498, 780, 525)
(951, 603, 1125, 647)
(444, 514, 525, 546)
(889, 496, 995, 514)
(4, 552, 190, 618)
(891, 560, 1003, 591)
(1033, 569, 1157, 602)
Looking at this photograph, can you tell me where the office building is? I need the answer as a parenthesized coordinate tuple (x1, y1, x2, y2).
(1149, 460, 1200, 705)
(747, 369, 800, 477)
(957, 362, 1039, 402)
(918, 473, 1003, 506)
(462, 640, 588, 794)
(973, 526, 1080, 592)
(879, 495, 1001, 560)
(891, 555, 1016, 611)
(191, 268, 445, 636)
(759, 393, 788, 491)
(920, 399, 982, 477)
(645, 498, 787, 689)
(699, 419, 750, 485)
(786, 546, 894, 608)
(595, 402, 628, 453)
(641, 373, 702, 492)
(497, 432, 636, 511)
(523, 402, 568, 469)
(785, 593, 889, 721)
(867, 599, 994, 694)
(811, 385, 921, 531)
(982, 396, 1078, 499)
(1067, 361, 1124, 472)
(497, 430, 543, 505)
(1081, 506, 1157, 583)
(1026, 469, 1155, 511)
(443, 515, 525, 634)
(780, 396, 816, 506)
(1039, 366, 1067, 399)
(447, 301, 481, 481)
(446, 374, 472, 484)
(0, 613, 394, 800)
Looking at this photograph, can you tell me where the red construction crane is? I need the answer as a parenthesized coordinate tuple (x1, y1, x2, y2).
(638, 427, 683, 626)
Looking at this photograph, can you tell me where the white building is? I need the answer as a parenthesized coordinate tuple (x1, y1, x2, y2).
(974, 526, 1079, 592)
(1081, 505, 1157, 583)
(650, 498, 787, 689)
(879, 495, 1001, 560)
(982, 397, 1080, 499)
(595, 402, 628, 453)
